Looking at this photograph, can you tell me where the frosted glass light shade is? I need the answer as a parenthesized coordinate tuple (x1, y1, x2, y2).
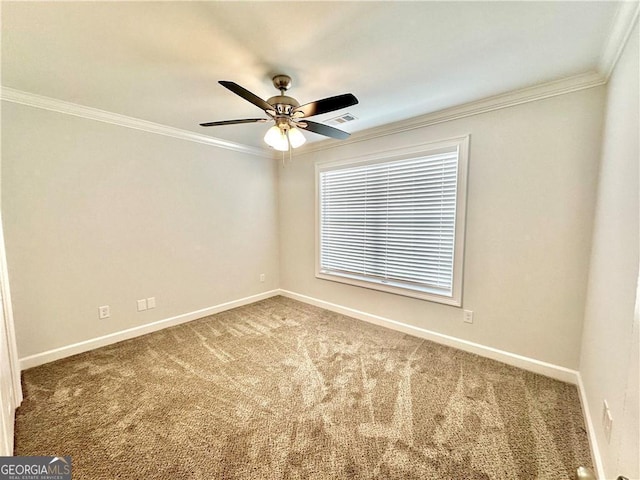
(287, 127, 306, 148)
(264, 125, 289, 151)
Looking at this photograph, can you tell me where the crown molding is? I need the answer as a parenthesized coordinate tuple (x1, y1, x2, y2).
(0, 87, 271, 158)
(299, 71, 607, 155)
(2, 66, 608, 161)
(599, 1, 640, 80)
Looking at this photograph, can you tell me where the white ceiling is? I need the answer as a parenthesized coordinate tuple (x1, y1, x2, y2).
(1, 1, 623, 150)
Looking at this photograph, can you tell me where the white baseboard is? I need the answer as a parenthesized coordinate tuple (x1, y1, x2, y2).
(21, 287, 581, 384)
(279, 289, 580, 384)
(576, 373, 605, 479)
(20, 288, 581, 382)
(19, 290, 280, 370)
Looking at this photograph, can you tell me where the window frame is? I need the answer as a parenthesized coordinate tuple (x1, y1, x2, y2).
(315, 135, 470, 306)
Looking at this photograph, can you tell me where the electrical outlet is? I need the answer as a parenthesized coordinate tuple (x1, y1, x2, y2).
(147, 297, 156, 309)
(98, 305, 110, 319)
(259, 273, 265, 282)
(137, 299, 147, 312)
(463, 310, 473, 324)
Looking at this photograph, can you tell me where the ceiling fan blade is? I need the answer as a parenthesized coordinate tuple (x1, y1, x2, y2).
(219, 81, 274, 113)
(293, 93, 358, 118)
(298, 120, 350, 140)
(200, 118, 268, 127)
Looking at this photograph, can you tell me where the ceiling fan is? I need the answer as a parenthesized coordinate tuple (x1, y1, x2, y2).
(200, 74, 358, 151)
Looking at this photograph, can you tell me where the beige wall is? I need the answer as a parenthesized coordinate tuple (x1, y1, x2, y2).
(1, 102, 280, 358)
(279, 87, 605, 369)
(579, 23, 639, 479)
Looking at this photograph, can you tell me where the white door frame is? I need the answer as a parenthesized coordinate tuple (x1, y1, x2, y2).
(0, 216, 22, 455)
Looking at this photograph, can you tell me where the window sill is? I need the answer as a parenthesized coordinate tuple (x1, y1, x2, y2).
(315, 271, 462, 307)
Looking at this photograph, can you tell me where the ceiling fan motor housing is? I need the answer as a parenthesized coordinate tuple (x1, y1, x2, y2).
(267, 95, 300, 115)
(268, 74, 300, 116)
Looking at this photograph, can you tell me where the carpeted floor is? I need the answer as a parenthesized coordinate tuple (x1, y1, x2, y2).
(15, 296, 592, 479)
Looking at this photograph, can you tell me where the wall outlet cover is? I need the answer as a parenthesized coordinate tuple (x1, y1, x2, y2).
(137, 299, 147, 311)
(98, 305, 110, 319)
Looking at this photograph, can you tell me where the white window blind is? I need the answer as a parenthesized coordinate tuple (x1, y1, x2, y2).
(318, 147, 463, 302)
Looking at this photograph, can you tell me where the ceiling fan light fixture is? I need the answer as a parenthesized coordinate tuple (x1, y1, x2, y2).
(264, 125, 289, 151)
(287, 127, 306, 148)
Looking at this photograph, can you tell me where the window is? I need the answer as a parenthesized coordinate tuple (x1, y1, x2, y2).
(316, 136, 469, 306)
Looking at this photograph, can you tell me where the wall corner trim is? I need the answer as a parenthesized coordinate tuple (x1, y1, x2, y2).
(599, 1, 640, 81)
(279, 289, 580, 384)
(0, 87, 272, 158)
(576, 372, 606, 479)
(18, 290, 280, 370)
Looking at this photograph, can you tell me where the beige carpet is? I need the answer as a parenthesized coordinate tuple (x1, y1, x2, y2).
(15, 296, 592, 479)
